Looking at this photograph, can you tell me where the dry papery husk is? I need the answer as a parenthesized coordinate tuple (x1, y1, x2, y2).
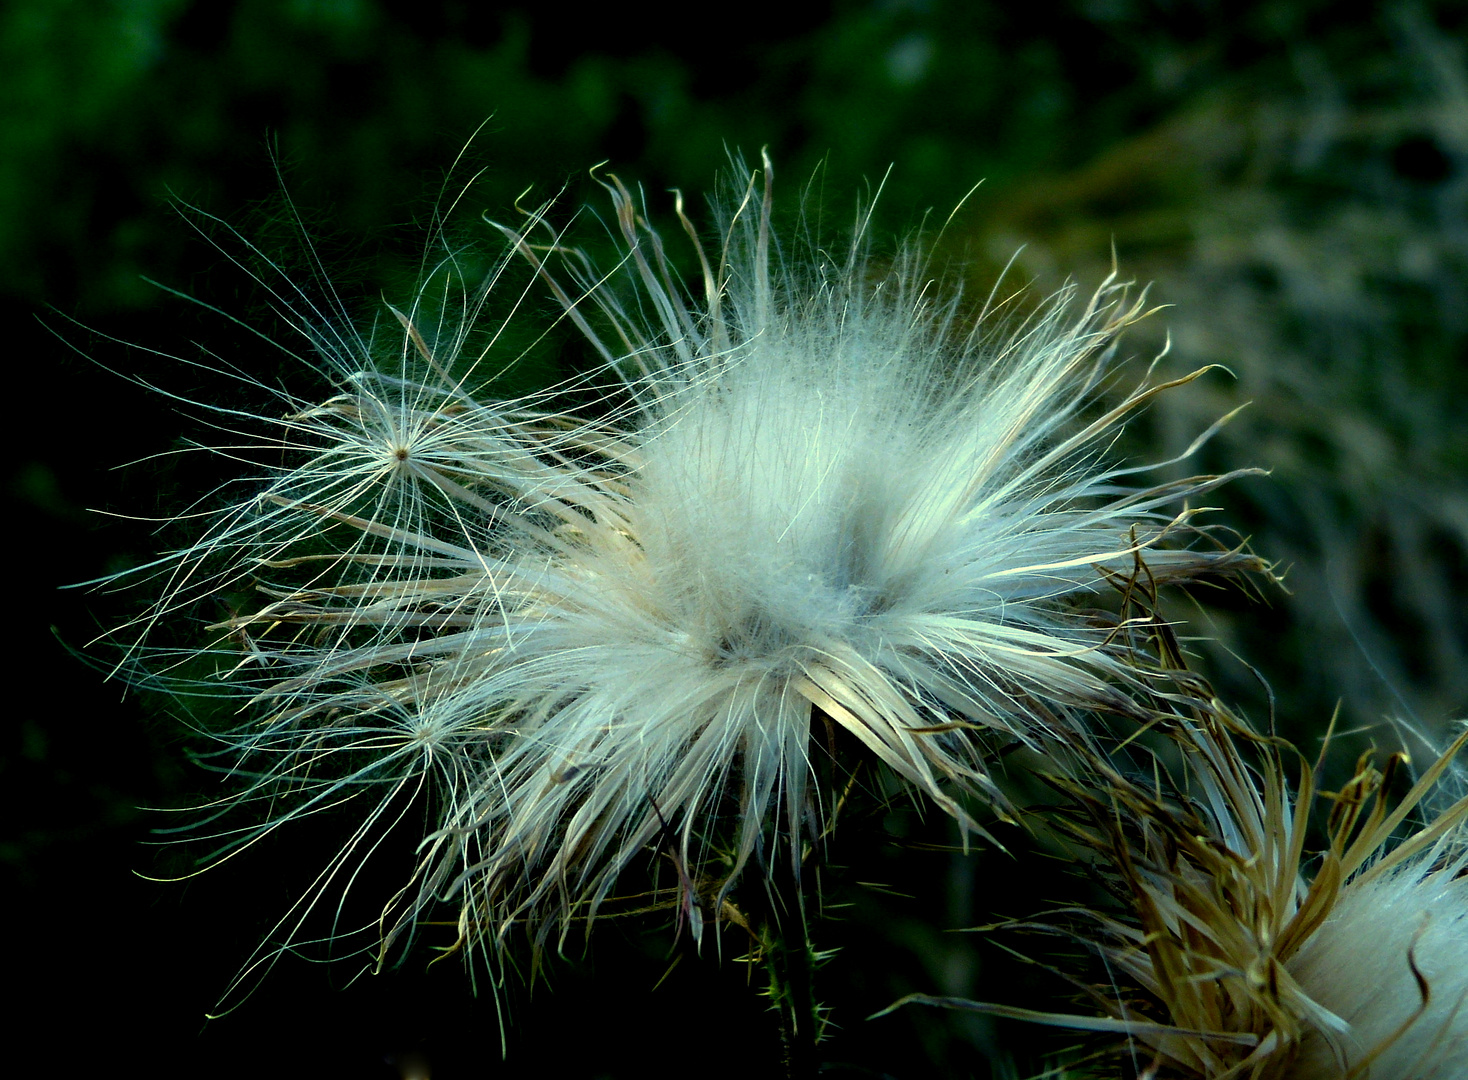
(890, 705, 1468, 1079)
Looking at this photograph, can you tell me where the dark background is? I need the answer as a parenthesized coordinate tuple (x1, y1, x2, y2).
(10, 1, 1468, 1076)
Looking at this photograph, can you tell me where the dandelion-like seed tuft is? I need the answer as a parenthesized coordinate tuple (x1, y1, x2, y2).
(105, 158, 1261, 1009)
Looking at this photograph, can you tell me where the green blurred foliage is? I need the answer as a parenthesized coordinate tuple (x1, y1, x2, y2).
(9, 1, 1468, 1077)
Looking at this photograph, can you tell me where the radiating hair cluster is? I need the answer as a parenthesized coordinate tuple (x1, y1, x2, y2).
(112, 159, 1262, 1000)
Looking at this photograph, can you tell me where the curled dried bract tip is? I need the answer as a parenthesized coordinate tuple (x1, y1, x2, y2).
(104, 156, 1262, 1007)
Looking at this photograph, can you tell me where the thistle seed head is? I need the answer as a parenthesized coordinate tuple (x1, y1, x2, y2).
(105, 158, 1261, 1001)
(1046, 711, 1468, 1079)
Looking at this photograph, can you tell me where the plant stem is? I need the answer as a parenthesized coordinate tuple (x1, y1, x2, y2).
(739, 840, 820, 1079)
(762, 913, 818, 1077)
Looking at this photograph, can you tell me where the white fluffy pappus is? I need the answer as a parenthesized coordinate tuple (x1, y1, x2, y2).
(109, 158, 1260, 996)
(1288, 843, 1468, 1079)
